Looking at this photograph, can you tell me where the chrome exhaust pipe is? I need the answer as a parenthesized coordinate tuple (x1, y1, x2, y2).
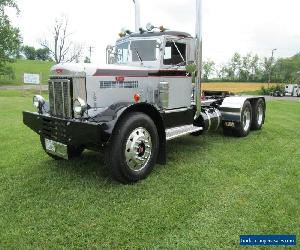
(133, 0, 141, 32)
(195, 0, 202, 118)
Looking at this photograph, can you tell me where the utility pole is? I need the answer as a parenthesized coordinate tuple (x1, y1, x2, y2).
(195, 0, 203, 118)
(268, 48, 277, 88)
(88, 46, 95, 63)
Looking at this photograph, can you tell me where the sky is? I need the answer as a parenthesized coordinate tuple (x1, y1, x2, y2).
(7, 0, 300, 65)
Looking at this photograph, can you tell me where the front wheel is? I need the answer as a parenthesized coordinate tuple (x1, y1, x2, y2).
(105, 112, 159, 184)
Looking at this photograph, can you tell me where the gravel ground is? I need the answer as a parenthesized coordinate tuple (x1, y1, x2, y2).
(263, 95, 300, 102)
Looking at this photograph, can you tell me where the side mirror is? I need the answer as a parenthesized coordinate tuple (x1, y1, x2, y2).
(156, 40, 163, 50)
(187, 39, 196, 64)
(106, 45, 116, 64)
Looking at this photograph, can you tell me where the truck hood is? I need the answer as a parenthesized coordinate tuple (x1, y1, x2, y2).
(50, 63, 157, 77)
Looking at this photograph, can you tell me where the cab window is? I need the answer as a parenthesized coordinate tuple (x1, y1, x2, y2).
(130, 40, 157, 62)
(163, 41, 186, 65)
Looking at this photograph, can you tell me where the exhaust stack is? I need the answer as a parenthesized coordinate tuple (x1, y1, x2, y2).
(133, 0, 141, 32)
(195, 0, 203, 118)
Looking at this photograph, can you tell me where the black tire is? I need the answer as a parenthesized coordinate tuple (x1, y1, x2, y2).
(40, 136, 84, 160)
(233, 101, 252, 137)
(191, 115, 204, 136)
(251, 98, 265, 130)
(105, 112, 159, 184)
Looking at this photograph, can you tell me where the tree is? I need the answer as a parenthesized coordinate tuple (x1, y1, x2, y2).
(84, 56, 91, 63)
(215, 65, 226, 80)
(36, 48, 50, 61)
(40, 16, 83, 64)
(261, 57, 272, 83)
(250, 54, 261, 81)
(202, 59, 215, 81)
(22, 45, 36, 60)
(0, 0, 19, 14)
(0, 0, 22, 72)
(240, 54, 249, 81)
(230, 52, 242, 80)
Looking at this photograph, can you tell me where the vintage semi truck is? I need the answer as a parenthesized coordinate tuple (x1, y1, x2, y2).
(23, 0, 266, 183)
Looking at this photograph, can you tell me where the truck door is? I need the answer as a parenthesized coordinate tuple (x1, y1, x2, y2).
(161, 40, 192, 110)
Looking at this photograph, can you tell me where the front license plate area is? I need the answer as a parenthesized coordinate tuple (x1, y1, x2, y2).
(45, 139, 68, 159)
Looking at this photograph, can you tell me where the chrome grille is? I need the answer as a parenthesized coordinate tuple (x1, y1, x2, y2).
(48, 79, 72, 118)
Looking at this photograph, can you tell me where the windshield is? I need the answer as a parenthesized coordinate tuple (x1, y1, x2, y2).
(116, 42, 129, 64)
(115, 39, 159, 64)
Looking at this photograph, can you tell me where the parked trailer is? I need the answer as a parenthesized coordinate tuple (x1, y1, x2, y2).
(285, 84, 299, 97)
(23, 0, 266, 183)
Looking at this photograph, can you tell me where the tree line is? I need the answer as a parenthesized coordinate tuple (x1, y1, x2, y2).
(202, 52, 300, 84)
(1, 0, 299, 84)
(0, 0, 22, 78)
(21, 46, 50, 61)
(0, 0, 83, 80)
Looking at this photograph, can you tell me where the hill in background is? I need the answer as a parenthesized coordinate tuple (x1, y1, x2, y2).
(0, 60, 55, 86)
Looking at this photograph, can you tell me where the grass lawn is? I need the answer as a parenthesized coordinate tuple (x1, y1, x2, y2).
(0, 60, 55, 86)
(0, 90, 299, 249)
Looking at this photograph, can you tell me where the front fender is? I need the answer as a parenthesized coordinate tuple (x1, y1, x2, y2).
(91, 102, 167, 165)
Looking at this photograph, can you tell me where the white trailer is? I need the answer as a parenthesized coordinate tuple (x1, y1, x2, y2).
(285, 84, 299, 97)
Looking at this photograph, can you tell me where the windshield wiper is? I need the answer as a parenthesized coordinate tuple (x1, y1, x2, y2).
(172, 40, 186, 66)
(132, 46, 144, 65)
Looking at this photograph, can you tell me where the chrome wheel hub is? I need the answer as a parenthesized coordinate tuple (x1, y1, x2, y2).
(125, 127, 152, 171)
(243, 108, 251, 131)
(257, 105, 264, 125)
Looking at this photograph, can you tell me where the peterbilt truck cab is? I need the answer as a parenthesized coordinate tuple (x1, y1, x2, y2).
(23, 2, 266, 184)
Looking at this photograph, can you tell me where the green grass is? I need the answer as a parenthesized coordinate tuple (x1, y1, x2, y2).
(0, 91, 299, 249)
(0, 89, 49, 98)
(0, 59, 55, 86)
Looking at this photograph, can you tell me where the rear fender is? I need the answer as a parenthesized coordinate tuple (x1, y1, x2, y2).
(220, 96, 266, 122)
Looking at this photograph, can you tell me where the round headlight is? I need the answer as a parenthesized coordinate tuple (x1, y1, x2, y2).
(33, 95, 45, 109)
(73, 98, 86, 116)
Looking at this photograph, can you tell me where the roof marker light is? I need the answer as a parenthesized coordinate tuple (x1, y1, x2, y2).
(146, 23, 155, 31)
(139, 27, 146, 34)
(159, 25, 167, 32)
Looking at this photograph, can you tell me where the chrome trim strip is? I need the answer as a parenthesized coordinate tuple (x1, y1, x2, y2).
(166, 125, 203, 141)
(61, 82, 65, 117)
(52, 81, 56, 116)
(164, 108, 189, 114)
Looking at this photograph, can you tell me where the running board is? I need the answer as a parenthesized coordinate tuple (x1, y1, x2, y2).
(166, 125, 203, 141)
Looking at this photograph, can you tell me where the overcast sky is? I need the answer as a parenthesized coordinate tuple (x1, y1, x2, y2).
(7, 0, 300, 64)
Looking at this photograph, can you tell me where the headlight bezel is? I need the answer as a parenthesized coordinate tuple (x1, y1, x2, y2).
(73, 98, 87, 117)
(33, 95, 45, 113)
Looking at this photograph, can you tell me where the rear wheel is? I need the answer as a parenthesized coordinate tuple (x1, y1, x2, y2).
(233, 101, 252, 137)
(105, 112, 159, 184)
(251, 98, 265, 130)
(40, 136, 84, 160)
